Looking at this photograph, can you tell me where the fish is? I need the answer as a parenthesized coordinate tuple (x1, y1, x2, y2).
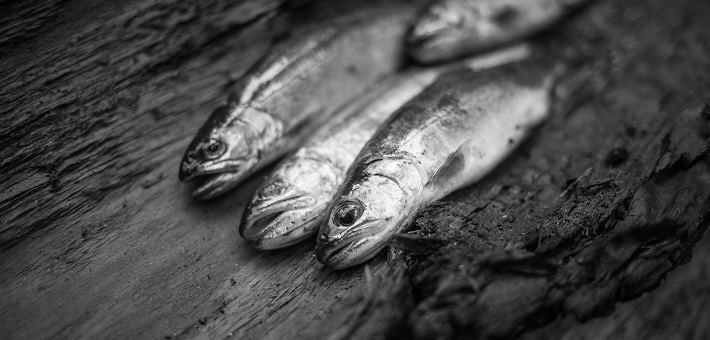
(240, 45, 533, 250)
(407, 0, 591, 63)
(178, 3, 417, 199)
(315, 59, 559, 270)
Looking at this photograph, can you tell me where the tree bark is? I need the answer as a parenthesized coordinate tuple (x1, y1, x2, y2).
(0, 0, 708, 339)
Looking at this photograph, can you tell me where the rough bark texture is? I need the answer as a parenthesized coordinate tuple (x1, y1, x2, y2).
(369, 0, 710, 338)
(0, 0, 708, 339)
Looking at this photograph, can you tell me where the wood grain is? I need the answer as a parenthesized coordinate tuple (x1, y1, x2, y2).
(1, 0, 709, 339)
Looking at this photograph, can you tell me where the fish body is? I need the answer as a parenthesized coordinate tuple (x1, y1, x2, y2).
(407, 0, 591, 63)
(179, 3, 416, 199)
(315, 60, 557, 270)
(240, 45, 532, 249)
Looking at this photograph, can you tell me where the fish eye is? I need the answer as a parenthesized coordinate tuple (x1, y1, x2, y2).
(333, 201, 363, 227)
(203, 139, 226, 159)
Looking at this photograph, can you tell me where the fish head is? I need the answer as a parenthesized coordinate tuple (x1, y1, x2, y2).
(179, 104, 281, 199)
(315, 158, 423, 270)
(407, 0, 508, 62)
(240, 156, 340, 249)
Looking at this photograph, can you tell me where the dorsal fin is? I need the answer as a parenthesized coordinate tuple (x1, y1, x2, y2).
(427, 139, 475, 189)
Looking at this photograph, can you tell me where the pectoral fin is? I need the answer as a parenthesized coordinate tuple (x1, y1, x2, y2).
(427, 139, 476, 189)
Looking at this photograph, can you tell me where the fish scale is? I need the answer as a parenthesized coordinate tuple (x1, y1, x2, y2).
(179, 2, 417, 200)
(240, 45, 533, 250)
(316, 58, 559, 270)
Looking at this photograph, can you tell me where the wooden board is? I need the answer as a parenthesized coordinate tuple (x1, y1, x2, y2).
(0, 1, 390, 339)
(1, 0, 709, 339)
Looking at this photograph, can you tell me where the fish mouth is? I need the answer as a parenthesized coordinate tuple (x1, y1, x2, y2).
(241, 210, 284, 241)
(179, 159, 245, 182)
(318, 237, 386, 271)
(315, 219, 385, 270)
(406, 21, 481, 63)
(190, 171, 246, 200)
(240, 195, 319, 249)
(180, 161, 252, 200)
(406, 28, 439, 48)
(406, 15, 453, 48)
(406, 32, 455, 63)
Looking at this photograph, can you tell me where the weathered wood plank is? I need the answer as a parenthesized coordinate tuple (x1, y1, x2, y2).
(1, 0, 709, 339)
(0, 0, 383, 339)
(0, 0, 425, 338)
(0, 0, 282, 248)
(522, 230, 710, 340)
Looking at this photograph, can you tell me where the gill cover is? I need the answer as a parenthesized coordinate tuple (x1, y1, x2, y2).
(240, 157, 340, 249)
(315, 158, 423, 270)
(179, 105, 281, 199)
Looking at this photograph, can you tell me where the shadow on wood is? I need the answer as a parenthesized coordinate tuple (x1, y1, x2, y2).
(1, 0, 709, 339)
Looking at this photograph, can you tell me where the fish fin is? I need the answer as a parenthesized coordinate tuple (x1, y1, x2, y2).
(427, 139, 473, 188)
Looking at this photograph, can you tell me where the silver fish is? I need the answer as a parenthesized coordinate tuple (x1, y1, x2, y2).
(178, 3, 416, 199)
(407, 0, 591, 63)
(240, 45, 533, 249)
(315, 59, 558, 270)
